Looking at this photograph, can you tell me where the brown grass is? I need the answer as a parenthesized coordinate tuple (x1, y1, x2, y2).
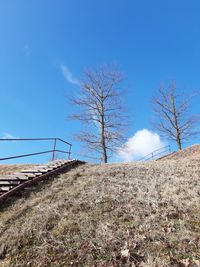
(0, 158, 200, 266)
(160, 144, 200, 161)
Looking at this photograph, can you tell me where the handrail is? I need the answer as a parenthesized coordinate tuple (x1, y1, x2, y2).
(0, 150, 55, 161)
(0, 137, 72, 162)
(138, 145, 171, 161)
(0, 137, 72, 146)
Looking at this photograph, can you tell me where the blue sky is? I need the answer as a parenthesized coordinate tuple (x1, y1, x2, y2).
(0, 0, 200, 163)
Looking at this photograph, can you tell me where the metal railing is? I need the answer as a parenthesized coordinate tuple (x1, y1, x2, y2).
(138, 145, 171, 161)
(0, 138, 72, 162)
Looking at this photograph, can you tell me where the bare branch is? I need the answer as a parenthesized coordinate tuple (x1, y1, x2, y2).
(70, 65, 128, 162)
(152, 84, 199, 150)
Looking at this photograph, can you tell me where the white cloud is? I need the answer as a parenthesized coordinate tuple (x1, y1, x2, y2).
(60, 64, 80, 85)
(24, 44, 31, 56)
(117, 129, 167, 162)
(1, 133, 19, 139)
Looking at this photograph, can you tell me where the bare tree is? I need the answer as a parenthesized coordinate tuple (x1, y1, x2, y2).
(152, 83, 198, 150)
(71, 65, 127, 163)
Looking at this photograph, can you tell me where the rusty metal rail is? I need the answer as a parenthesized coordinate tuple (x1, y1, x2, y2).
(0, 159, 85, 204)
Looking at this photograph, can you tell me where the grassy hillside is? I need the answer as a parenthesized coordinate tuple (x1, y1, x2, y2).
(0, 158, 200, 266)
(160, 144, 200, 161)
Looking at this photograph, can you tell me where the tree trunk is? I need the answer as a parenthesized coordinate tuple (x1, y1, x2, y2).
(172, 95, 182, 151)
(176, 134, 182, 150)
(101, 115, 107, 163)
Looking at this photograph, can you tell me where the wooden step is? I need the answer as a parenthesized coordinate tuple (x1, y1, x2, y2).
(0, 160, 85, 202)
(0, 175, 29, 182)
(20, 173, 37, 178)
(14, 173, 36, 179)
(0, 178, 20, 182)
(0, 187, 10, 193)
(36, 169, 50, 173)
(39, 167, 53, 171)
(12, 175, 29, 181)
(22, 169, 49, 175)
(49, 163, 63, 167)
(23, 170, 41, 174)
(0, 181, 20, 186)
(46, 165, 57, 169)
(20, 170, 42, 175)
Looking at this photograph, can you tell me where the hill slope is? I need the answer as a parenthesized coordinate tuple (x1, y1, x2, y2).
(160, 144, 200, 161)
(0, 159, 200, 267)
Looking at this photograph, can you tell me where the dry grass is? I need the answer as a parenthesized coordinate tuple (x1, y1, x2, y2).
(0, 158, 200, 266)
(161, 144, 200, 161)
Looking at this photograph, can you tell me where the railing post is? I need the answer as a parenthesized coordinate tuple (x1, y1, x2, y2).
(52, 138, 57, 161)
(68, 144, 72, 160)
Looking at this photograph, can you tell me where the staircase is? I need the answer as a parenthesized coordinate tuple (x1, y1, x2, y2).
(0, 159, 84, 203)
